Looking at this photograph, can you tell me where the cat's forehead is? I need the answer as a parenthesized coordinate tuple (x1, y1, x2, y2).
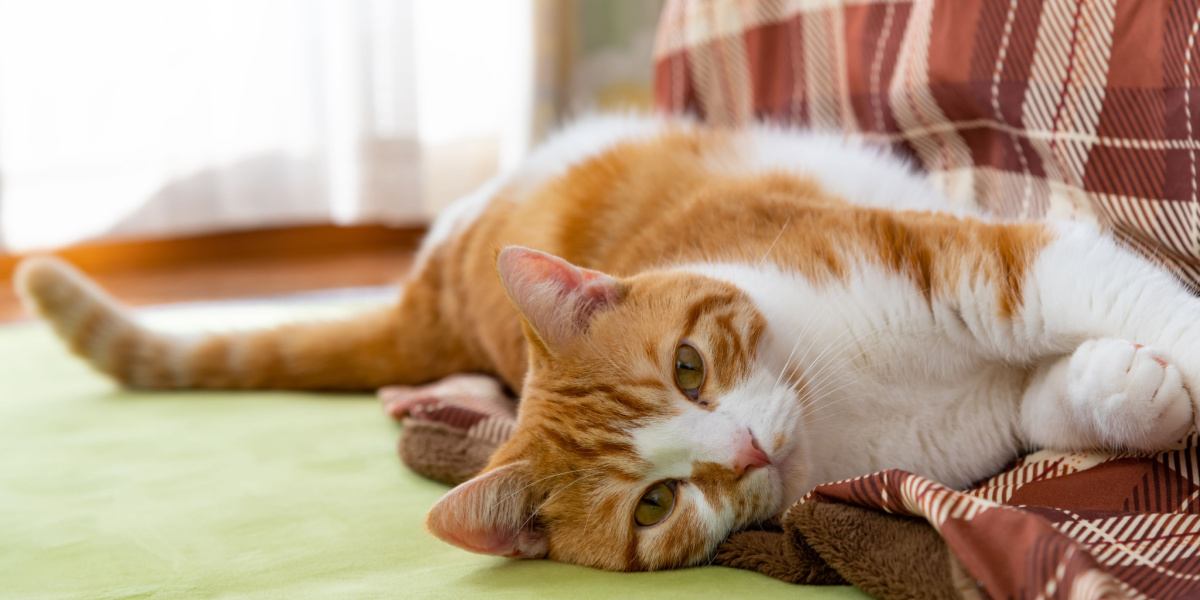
(553, 271, 764, 362)
(620, 271, 751, 313)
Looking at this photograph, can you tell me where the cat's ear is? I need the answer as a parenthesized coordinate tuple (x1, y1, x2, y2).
(425, 461, 547, 559)
(496, 246, 623, 351)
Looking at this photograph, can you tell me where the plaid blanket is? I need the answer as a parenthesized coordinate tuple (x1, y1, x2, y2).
(654, 0, 1200, 290)
(384, 385, 1200, 599)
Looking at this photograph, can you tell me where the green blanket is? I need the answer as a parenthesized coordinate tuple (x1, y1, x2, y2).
(0, 299, 864, 599)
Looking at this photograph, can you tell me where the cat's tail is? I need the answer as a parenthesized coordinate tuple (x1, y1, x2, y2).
(14, 256, 466, 391)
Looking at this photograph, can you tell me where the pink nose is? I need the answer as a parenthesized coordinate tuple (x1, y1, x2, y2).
(732, 431, 771, 477)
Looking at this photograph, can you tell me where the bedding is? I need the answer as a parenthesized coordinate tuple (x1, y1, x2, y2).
(0, 298, 863, 599)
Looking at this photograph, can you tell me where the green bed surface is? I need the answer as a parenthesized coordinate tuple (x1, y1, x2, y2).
(0, 299, 865, 599)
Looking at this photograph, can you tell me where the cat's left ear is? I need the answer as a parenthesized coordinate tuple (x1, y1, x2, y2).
(496, 246, 624, 351)
(425, 461, 547, 559)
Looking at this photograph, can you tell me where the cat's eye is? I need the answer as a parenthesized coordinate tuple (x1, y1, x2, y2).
(674, 343, 705, 399)
(634, 481, 676, 527)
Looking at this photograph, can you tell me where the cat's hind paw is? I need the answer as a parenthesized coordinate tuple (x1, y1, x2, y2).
(379, 374, 513, 420)
(1067, 338, 1193, 451)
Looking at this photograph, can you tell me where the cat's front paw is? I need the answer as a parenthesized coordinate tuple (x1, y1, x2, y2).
(1067, 338, 1193, 451)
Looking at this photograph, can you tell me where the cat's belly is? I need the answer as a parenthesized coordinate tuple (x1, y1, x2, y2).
(799, 365, 1027, 492)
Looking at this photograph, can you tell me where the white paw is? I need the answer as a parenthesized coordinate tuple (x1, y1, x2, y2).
(1067, 338, 1193, 451)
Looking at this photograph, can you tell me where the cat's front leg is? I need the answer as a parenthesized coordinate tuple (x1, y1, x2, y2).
(982, 221, 1200, 446)
(1021, 338, 1193, 451)
(1033, 223, 1200, 381)
(953, 219, 1200, 450)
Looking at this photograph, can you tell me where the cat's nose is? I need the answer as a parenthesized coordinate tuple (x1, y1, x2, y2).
(732, 430, 771, 478)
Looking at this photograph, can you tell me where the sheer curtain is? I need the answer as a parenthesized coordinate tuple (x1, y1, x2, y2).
(0, 0, 534, 252)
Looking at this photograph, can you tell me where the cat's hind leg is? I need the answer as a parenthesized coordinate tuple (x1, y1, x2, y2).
(1020, 338, 1192, 451)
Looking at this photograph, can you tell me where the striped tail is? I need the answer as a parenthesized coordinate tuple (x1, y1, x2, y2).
(14, 257, 460, 391)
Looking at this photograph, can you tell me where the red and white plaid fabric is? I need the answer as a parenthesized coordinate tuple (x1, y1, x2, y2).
(802, 436, 1200, 599)
(654, 0, 1200, 289)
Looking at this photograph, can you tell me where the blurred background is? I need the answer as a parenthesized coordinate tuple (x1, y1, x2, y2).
(0, 0, 663, 319)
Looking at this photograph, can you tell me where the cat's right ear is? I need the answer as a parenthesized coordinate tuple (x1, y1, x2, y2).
(496, 246, 624, 352)
(425, 461, 547, 559)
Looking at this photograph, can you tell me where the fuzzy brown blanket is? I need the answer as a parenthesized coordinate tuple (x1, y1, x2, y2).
(381, 386, 1200, 599)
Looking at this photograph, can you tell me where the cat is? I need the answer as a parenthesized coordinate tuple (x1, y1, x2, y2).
(16, 114, 1200, 571)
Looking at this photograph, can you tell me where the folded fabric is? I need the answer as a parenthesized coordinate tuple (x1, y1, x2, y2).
(383, 385, 1200, 599)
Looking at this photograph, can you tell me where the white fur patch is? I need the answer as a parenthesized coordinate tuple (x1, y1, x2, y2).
(631, 406, 743, 482)
(715, 124, 969, 216)
(509, 113, 685, 194)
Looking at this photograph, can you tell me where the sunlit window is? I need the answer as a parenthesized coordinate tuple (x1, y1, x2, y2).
(0, 0, 533, 252)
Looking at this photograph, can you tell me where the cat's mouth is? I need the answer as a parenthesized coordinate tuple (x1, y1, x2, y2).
(771, 443, 810, 512)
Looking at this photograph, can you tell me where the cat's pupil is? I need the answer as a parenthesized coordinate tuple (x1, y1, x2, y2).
(674, 344, 705, 396)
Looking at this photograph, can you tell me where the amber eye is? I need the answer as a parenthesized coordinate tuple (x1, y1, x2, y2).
(634, 481, 676, 527)
(674, 343, 705, 399)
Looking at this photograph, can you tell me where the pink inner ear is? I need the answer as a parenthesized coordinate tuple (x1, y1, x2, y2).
(496, 247, 621, 348)
(520, 250, 585, 290)
(434, 521, 526, 557)
(438, 526, 547, 559)
(502, 247, 606, 296)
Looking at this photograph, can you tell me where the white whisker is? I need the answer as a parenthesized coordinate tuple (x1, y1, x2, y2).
(758, 216, 792, 266)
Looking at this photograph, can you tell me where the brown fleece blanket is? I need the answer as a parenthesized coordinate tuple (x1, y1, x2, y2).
(382, 385, 1200, 599)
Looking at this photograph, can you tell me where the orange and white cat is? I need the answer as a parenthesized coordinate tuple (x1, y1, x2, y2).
(16, 114, 1200, 571)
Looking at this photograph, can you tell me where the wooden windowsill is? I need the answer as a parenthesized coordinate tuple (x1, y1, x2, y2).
(0, 224, 425, 322)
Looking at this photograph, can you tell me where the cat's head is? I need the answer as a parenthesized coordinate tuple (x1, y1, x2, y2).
(425, 247, 810, 570)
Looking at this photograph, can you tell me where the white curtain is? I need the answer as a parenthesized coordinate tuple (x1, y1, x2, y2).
(0, 0, 534, 252)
